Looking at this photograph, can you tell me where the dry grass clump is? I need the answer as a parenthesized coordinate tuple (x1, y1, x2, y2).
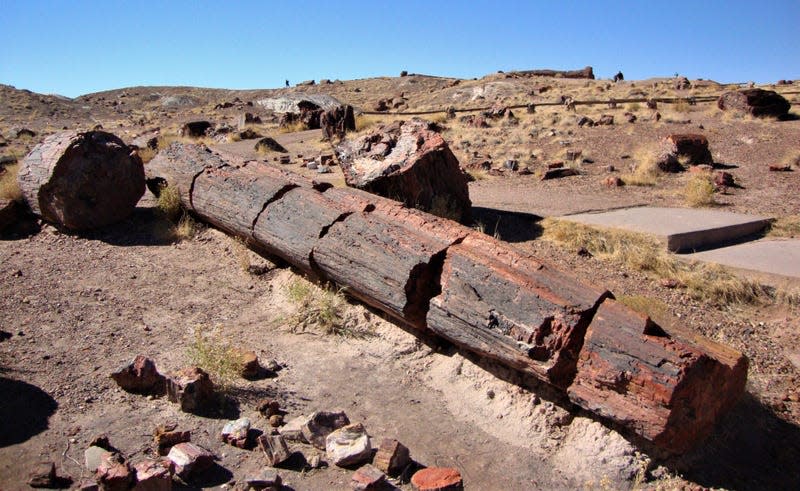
(541, 219, 776, 305)
(683, 174, 716, 207)
(156, 183, 182, 221)
(278, 120, 307, 134)
(617, 294, 669, 323)
(768, 215, 800, 238)
(174, 214, 198, 241)
(187, 325, 245, 391)
(285, 277, 368, 337)
(0, 163, 23, 201)
(621, 147, 661, 186)
(355, 114, 384, 132)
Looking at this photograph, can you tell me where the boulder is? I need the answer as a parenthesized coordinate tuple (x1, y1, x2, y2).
(165, 367, 215, 414)
(325, 423, 372, 467)
(336, 119, 472, 223)
(110, 355, 166, 395)
(17, 130, 145, 230)
(301, 410, 350, 450)
(180, 121, 212, 138)
(280, 415, 309, 442)
(410, 467, 463, 491)
(656, 134, 713, 172)
(717, 89, 790, 118)
(321, 105, 356, 140)
(254, 137, 287, 154)
(85, 446, 113, 473)
(674, 76, 691, 90)
(596, 115, 614, 126)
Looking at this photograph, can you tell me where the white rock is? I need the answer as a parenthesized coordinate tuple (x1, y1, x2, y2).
(325, 422, 372, 467)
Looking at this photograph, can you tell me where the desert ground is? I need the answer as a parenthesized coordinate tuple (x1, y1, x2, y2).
(1, 71, 799, 490)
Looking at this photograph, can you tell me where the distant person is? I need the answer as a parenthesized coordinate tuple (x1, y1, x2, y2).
(613, 71, 624, 83)
(285, 80, 289, 87)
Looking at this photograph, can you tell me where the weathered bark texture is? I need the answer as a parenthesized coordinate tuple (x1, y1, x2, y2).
(717, 89, 790, 118)
(18, 131, 145, 230)
(336, 120, 472, 223)
(145, 142, 748, 453)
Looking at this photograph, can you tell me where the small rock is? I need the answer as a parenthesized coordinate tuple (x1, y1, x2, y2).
(28, 461, 56, 488)
(167, 443, 215, 481)
(410, 467, 463, 491)
(221, 417, 251, 448)
(577, 247, 593, 257)
(714, 171, 735, 188)
(165, 367, 215, 414)
(565, 150, 582, 161)
(85, 445, 113, 472)
(153, 426, 191, 456)
(768, 165, 792, 172)
(541, 168, 579, 180)
(351, 464, 387, 490)
(306, 161, 319, 170)
(78, 481, 99, 491)
(233, 349, 261, 379)
(97, 453, 134, 491)
(596, 114, 614, 125)
(257, 399, 282, 417)
(503, 159, 519, 171)
(603, 176, 623, 187)
(660, 278, 682, 289)
(132, 459, 173, 490)
(373, 438, 411, 476)
(110, 355, 166, 395)
(326, 422, 372, 467)
(302, 410, 350, 449)
(257, 434, 292, 467)
(316, 165, 332, 174)
(279, 415, 308, 442)
(278, 155, 291, 165)
(307, 453, 323, 469)
(254, 137, 287, 154)
(269, 414, 284, 427)
(245, 468, 282, 490)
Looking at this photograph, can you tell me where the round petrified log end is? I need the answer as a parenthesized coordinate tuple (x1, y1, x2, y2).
(18, 131, 145, 230)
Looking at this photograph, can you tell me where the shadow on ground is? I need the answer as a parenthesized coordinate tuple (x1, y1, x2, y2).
(79, 207, 178, 246)
(0, 377, 58, 447)
(669, 393, 800, 489)
(470, 207, 544, 243)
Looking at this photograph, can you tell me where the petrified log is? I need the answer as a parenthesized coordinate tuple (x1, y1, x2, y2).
(336, 119, 472, 223)
(656, 134, 713, 171)
(146, 143, 748, 452)
(17, 130, 144, 230)
(717, 89, 790, 118)
(321, 104, 356, 140)
(516, 66, 595, 79)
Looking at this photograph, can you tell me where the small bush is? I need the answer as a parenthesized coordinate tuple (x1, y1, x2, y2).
(156, 183, 182, 221)
(278, 121, 307, 134)
(285, 278, 366, 337)
(621, 147, 661, 186)
(187, 325, 245, 391)
(174, 213, 198, 241)
(0, 163, 22, 201)
(683, 174, 716, 207)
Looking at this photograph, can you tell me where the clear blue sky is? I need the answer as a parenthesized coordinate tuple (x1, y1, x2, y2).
(1, 0, 798, 98)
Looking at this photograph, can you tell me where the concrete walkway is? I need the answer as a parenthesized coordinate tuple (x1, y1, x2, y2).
(560, 207, 770, 252)
(686, 239, 800, 286)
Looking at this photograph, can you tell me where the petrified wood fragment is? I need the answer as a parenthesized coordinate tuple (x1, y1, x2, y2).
(18, 130, 144, 230)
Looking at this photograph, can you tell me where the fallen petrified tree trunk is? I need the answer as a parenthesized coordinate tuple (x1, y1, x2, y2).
(146, 143, 748, 453)
(18, 131, 145, 230)
(514, 66, 595, 79)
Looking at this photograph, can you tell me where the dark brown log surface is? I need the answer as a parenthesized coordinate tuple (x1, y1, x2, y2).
(146, 142, 748, 453)
(18, 131, 144, 230)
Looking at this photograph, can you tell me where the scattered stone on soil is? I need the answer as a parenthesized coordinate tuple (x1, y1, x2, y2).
(153, 426, 191, 456)
(27, 461, 56, 488)
(279, 414, 309, 442)
(166, 442, 215, 481)
(110, 355, 166, 395)
(257, 434, 292, 467)
(85, 445, 113, 472)
(180, 121, 212, 138)
(717, 88, 790, 118)
(301, 410, 350, 449)
(656, 133, 713, 171)
(254, 137, 287, 154)
(325, 422, 372, 467)
(245, 468, 282, 490)
(411, 466, 464, 491)
(132, 458, 173, 490)
(165, 367, 215, 414)
(351, 463, 387, 490)
(373, 438, 411, 476)
(221, 417, 251, 448)
(96, 452, 134, 490)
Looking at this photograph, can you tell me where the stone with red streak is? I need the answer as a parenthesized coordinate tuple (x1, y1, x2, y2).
(411, 467, 464, 491)
(167, 443, 215, 481)
(165, 367, 215, 414)
(110, 355, 166, 395)
(351, 464, 387, 490)
(132, 459, 173, 490)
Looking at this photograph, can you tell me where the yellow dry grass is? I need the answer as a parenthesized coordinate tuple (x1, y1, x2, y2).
(541, 219, 786, 306)
(0, 163, 22, 201)
(683, 174, 716, 207)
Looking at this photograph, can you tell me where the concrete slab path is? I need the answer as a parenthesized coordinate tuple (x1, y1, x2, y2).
(686, 239, 800, 286)
(559, 207, 771, 252)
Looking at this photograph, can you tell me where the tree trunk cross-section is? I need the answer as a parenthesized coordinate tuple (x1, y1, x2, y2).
(146, 143, 748, 453)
